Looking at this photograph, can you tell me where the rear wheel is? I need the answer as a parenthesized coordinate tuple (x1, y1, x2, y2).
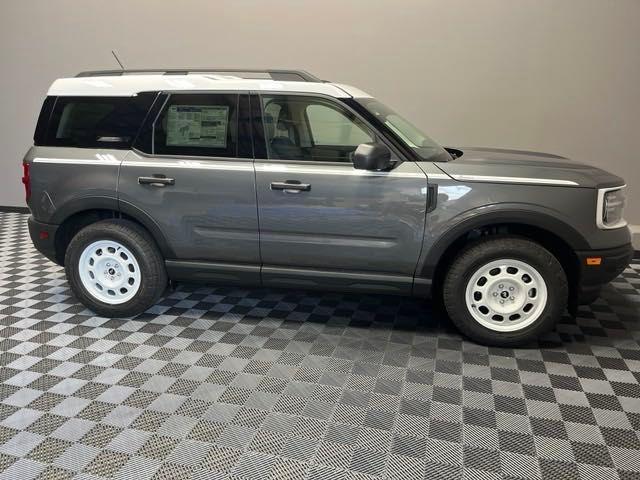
(443, 237, 567, 346)
(65, 219, 167, 317)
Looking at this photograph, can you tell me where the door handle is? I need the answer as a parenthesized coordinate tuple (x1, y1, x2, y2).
(271, 181, 311, 193)
(138, 175, 175, 187)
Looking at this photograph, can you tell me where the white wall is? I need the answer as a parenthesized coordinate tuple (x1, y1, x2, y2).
(1, 0, 639, 229)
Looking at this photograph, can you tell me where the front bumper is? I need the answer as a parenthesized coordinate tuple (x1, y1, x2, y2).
(28, 216, 60, 265)
(575, 243, 634, 304)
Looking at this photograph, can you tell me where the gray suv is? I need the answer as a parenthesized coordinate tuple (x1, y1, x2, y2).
(23, 69, 633, 346)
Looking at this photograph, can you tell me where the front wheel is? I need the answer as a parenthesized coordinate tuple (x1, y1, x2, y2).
(443, 237, 567, 346)
(65, 219, 168, 317)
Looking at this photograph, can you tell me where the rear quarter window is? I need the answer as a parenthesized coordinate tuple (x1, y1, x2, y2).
(42, 93, 157, 149)
(33, 96, 56, 145)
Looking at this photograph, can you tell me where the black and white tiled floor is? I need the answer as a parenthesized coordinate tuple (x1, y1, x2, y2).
(1, 211, 639, 480)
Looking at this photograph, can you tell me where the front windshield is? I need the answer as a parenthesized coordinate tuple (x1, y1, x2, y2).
(355, 98, 450, 162)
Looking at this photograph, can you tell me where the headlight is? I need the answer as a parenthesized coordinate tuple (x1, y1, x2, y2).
(596, 185, 627, 229)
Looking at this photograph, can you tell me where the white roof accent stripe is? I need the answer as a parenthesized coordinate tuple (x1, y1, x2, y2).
(47, 74, 359, 98)
(33, 155, 120, 165)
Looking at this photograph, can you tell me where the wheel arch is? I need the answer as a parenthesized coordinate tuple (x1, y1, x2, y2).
(51, 197, 174, 265)
(423, 210, 587, 307)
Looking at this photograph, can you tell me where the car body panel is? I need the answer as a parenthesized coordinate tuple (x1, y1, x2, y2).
(118, 150, 260, 269)
(415, 163, 631, 279)
(24, 146, 125, 223)
(438, 147, 625, 189)
(254, 160, 428, 293)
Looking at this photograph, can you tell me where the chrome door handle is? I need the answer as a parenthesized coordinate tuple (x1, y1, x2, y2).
(138, 175, 175, 187)
(270, 181, 311, 193)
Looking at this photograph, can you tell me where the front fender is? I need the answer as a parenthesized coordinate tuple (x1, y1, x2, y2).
(418, 203, 590, 279)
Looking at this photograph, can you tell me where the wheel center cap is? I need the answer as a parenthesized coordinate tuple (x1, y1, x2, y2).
(108, 268, 115, 275)
(500, 291, 509, 299)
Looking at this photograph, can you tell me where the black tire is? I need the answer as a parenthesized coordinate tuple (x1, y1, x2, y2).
(443, 236, 567, 346)
(65, 219, 167, 317)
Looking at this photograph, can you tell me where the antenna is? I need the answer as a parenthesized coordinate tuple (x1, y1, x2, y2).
(111, 50, 125, 71)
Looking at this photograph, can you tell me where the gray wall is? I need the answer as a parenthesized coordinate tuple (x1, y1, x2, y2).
(1, 0, 639, 228)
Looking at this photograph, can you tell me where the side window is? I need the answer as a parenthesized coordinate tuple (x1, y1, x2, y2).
(260, 95, 373, 162)
(44, 94, 156, 149)
(154, 93, 238, 157)
(306, 103, 372, 147)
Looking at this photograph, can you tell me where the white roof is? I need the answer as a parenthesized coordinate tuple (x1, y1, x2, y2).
(47, 74, 373, 98)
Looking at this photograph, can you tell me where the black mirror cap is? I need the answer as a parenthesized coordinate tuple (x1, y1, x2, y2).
(353, 142, 392, 171)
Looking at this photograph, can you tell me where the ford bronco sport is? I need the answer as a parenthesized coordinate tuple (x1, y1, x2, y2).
(23, 68, 633, 346)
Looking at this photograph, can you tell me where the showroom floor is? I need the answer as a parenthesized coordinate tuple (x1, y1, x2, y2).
(0, 211, 639, 480)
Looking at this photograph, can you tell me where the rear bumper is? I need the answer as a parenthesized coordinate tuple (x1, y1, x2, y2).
(28, 216, 60, 264)
(575, 243, 634, 304)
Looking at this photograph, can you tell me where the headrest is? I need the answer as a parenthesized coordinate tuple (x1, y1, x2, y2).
(263, 113, 275, 139)
(276, 117, 292, 133)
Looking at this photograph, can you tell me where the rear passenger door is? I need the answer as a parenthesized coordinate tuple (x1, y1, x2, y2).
(118, 92, 260, 283)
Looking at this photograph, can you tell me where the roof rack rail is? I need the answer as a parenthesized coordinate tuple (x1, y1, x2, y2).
(75, 68, 321, 82)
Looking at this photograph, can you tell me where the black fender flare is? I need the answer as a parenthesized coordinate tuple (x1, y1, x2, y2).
(50, 195, 119, 224)
(420, 207, 590, 278)
(50, 195, 175, 259)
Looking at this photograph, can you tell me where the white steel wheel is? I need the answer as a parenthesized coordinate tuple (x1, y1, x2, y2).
(464, 259, 548, 332)
(78, 240, 141, 305)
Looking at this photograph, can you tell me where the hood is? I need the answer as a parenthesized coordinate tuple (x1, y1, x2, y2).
(437, 147, 624, 189)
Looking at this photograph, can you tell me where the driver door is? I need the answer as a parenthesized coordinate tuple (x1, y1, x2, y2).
(252, 94, 427, 294)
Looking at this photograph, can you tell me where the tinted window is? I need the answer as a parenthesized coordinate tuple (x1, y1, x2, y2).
(261, 95, 373, 162)
(154, 94, 238, 158)
(45, 94, 156, 148)
(33, 96, 56, 145)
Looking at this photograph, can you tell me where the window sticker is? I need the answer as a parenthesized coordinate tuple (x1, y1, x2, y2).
(166, 105, 229, 148)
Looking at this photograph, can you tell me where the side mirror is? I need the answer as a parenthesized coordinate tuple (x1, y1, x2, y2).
(352, 142, 392, 171)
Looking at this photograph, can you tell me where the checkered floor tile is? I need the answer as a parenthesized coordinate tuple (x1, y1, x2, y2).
(1, 211, 639, 480)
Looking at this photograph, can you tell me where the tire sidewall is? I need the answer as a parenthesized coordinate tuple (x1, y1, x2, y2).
(444, 238, 567, 346)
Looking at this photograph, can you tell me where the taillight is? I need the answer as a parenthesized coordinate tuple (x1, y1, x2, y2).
(21, 162, 31, 203)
